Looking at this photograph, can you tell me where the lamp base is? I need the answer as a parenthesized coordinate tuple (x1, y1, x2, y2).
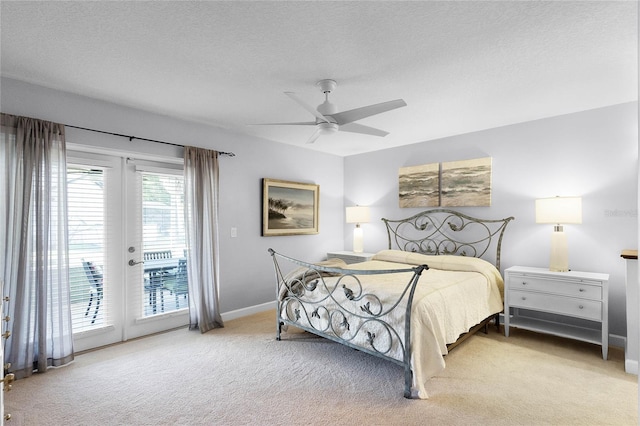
(549, 229, 569, 272)
(353, 227, 364, 253)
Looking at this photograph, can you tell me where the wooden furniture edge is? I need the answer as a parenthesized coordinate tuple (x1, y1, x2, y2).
(621, 249, 638, 260)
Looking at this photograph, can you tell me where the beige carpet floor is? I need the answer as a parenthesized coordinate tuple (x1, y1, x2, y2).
(4, 310, 637, 425)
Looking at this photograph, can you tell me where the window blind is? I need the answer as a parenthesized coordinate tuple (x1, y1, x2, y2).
(135, 171, 188, 316)
(67, 165, 111, 332)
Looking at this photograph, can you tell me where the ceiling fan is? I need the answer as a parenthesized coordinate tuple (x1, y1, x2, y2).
(258, 79, 407, 144)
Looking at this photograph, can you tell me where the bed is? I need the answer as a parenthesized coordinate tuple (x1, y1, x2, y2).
(268, 208, 514, 399)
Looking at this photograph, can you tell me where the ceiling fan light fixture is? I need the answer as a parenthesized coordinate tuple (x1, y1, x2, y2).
(318, 122, 339, 135)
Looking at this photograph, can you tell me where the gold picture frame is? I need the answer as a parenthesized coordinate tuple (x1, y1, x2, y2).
(262, 178, 319, 236)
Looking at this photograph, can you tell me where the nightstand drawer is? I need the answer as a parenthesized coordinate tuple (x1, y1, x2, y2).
(507, 274, 602, 300)
(508, 290, 602, 321)
(327, 251, 374, 264)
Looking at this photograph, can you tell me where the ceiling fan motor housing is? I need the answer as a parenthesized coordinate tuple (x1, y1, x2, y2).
(316, 79, 338, 119)
(317, 99, 337, 117)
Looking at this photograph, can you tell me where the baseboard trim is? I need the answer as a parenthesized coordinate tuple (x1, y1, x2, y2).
(609, 333, 625, 350)
(625, 359, 638, 375)
(221, 301, 274, 322)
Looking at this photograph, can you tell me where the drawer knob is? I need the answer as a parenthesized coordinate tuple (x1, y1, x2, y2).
(521, 296, 527, 300)
(521, 281, 527, 285)
(579, 288, 585, 292)
(579, 305, 584, 309)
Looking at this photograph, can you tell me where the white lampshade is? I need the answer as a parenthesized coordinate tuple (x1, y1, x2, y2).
(535, 197, 582, 224)
(346, 206, 370, 224)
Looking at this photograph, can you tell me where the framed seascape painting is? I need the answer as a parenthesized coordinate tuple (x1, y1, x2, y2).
(262, 178, 319, 236)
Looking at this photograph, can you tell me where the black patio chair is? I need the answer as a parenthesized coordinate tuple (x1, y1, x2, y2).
(82, 259, 104, 324)
(143, 251, 174, 313)
(164, 258, 188, 308)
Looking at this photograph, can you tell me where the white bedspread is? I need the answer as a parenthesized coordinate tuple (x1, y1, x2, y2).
(278, 249, 504, 399)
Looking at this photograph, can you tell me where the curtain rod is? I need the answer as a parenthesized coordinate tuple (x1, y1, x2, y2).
(64, 124, 235, 157)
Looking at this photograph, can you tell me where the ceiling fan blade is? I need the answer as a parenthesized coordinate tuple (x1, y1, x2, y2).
(339, 123, 389, 137)
(306, 128, 322, 144)
(331, 99, 407, 125)
(284, 92, 330, 123)
(249, 121, 316, 126)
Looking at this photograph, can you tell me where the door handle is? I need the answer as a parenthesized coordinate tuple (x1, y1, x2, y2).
(128, 259, 144, 266)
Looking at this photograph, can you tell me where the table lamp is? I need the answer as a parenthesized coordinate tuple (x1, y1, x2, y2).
(535, 196, 582, 272)
(346, 206, 370, 253)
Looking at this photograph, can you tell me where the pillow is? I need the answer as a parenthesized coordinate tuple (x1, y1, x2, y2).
(372, 249, 502, 289)
(371, 249, 415, 264)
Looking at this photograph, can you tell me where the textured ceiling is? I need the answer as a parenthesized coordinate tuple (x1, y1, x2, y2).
(1, 1, 637, 156)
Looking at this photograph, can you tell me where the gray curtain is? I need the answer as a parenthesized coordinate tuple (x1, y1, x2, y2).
(184, 146, 224, 333)
(0, 113, 74, 379)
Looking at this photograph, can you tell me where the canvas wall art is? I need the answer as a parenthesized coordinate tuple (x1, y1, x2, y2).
(398, 163, 440, 208)
(441, 157, 492, 207)
(399, 157, 492, 207)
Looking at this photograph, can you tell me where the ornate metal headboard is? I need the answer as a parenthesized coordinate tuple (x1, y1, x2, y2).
(381, 209, 514, 270)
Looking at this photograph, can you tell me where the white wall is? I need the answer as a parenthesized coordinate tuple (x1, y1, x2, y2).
(344, 102, 638, 337)
(1, 77, 345, 313)
(3, 77, 637, 338)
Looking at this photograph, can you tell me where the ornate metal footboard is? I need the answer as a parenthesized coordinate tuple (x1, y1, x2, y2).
(268, 248, 429, 398)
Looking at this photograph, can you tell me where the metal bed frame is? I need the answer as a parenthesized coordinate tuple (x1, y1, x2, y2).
(269, 249, 428, 398)
(382, 208, 513, 271)
(269, 209, 514, 398)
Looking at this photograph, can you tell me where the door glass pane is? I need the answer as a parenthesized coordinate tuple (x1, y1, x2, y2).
(67, 166, 107, 332)
(141, 172, 188, 316)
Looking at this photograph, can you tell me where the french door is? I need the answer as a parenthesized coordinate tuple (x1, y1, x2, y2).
(68, 150, 189, 352)
(124, 159, 189, 340)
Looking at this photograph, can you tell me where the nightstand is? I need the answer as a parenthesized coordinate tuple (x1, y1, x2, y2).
(326, 251, 375, 264)
(504, 266, 609, 360)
